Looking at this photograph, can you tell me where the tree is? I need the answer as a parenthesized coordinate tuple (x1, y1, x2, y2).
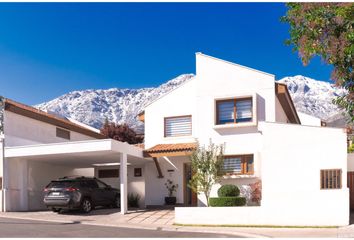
(100, 120, 143, 144)
(188, 142, 224, 206)
(281, 3, 354, 122)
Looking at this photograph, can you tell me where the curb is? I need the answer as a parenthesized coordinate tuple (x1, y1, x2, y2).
(0, 214, 267, 238)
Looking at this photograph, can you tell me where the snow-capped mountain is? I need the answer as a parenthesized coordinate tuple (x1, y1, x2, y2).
(35, 74, 347, 133)
(36, 74, 194, 133)
(277, 75, 347, 121)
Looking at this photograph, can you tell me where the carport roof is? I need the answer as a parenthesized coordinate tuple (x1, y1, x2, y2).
(5, 139, 150, 168)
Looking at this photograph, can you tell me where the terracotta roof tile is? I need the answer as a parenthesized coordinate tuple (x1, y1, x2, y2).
(144, 143, 197, 153)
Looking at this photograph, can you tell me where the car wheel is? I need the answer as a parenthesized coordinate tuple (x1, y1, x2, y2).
(113, 195, 120, 208)
(81, 198, 93, 213)
(52, 208, 61, 213)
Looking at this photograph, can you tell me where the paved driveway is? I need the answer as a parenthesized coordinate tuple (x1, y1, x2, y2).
(0, 208, 175, 229)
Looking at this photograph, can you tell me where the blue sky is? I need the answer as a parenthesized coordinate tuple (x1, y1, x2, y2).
(0, 2, 333, 105)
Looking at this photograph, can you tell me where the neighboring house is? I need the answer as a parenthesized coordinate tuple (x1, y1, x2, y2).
(141, 53, 348, 226)
(0, 98, 146, 213)
(0, 53, 349, 226)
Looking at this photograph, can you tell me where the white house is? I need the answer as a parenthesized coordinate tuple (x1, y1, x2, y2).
(0, 53, 349, 226)
(141, 53, 349, 226)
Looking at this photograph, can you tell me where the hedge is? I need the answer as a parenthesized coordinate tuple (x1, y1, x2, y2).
(209, 197, 246, 207)
(217, 184, 240, 197)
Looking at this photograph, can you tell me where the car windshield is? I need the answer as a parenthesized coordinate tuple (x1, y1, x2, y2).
(46, 181, 76, 188)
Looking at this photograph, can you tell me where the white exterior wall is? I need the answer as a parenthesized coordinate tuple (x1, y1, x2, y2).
(176, 122, 349, 226)
(145, 156, 190, 206)
(5, 159, 77, 211)
(144, 79, 197, 149)
(70, 168, 94, 177)
(4, 111, 96, 147)
(298, 112, 322, 127)
(258, 122, 348, 225)
(94, 165, 146, 208)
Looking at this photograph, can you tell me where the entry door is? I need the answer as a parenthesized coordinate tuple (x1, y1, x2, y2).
(183, 163, 197, 206)
(348, 172, 354, 210)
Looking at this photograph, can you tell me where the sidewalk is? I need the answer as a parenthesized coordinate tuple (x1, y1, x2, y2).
(0, 210, 353, 238)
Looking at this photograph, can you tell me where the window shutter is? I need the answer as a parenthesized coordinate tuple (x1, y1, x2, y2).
(218, 101, 234, 124)
(165, 116, 192, 137)
(223, 157, 242, 173)
(236, 99, 252, 121)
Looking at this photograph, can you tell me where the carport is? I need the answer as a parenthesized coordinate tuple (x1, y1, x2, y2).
(3, 139, 149, 214)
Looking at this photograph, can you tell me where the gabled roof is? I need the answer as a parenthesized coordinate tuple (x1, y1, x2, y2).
(275, 83, 301, 124)
(143, 143, 197, 157)
(4, 98, 106, 139)
(196, 52, 275, 77)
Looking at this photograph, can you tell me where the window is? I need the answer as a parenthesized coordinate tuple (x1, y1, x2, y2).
(96, 179, 108, 188)
(134, 168, 142, 177)
(86, 180, 99, 188)
(223, 155, 254, 175)
(56, 128, 70, 140)
(98, 169, 119, 178)
(320, 169, 342, 189)
(164, 115, 192, 137)
(216, 98, 252, 125)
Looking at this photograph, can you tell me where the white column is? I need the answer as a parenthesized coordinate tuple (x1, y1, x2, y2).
(19, 159, 28, 211)
(120, 152, 128, 214)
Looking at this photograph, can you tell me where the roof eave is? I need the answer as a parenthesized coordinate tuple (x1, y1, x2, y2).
(275, 83, 301, 124)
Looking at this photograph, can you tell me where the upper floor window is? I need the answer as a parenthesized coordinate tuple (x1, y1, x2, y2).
(216, 98, 252, 125)
(164, 115, 192, 137)
(223, 155, 254, 175)
(56, 127, 70, 140)
(320, 169, 342, 189)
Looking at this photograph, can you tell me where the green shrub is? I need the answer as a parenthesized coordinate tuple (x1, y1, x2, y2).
(128, 193, 140, 208)
(209, 197, 246, 207)
(217, 184, 240, 197)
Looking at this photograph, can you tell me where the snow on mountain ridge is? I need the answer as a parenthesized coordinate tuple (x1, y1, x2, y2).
(277, 75, 346, 120)
(36, 74, 195, 133)
(35, 74, 347, 133)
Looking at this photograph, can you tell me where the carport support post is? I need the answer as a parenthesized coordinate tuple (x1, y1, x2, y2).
(120, 152, 128, 214)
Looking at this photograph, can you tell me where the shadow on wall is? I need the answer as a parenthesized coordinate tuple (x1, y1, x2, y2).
(257, 95, 265, 122)
(214, 126, 259, 136)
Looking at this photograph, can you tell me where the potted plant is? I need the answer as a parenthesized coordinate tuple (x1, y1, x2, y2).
(164, 179, 178, 205)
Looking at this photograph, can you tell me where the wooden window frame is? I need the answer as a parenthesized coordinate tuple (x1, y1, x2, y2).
(216, 97, 253, 125)
(98, 169, 119, 178)
(320, 169, 342, 190)
(134, 168, 142, 177)
(56, 127, 70, 140)
(164, 115, 192, 138)
(223, 154, 254, 176)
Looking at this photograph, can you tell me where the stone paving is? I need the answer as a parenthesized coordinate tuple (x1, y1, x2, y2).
(0, 208, 175, 228)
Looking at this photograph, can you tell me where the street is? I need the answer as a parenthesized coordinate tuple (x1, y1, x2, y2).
(0, 217, 239, 238)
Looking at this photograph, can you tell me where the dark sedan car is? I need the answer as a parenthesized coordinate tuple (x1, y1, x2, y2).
(43, 176, 120, 213)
